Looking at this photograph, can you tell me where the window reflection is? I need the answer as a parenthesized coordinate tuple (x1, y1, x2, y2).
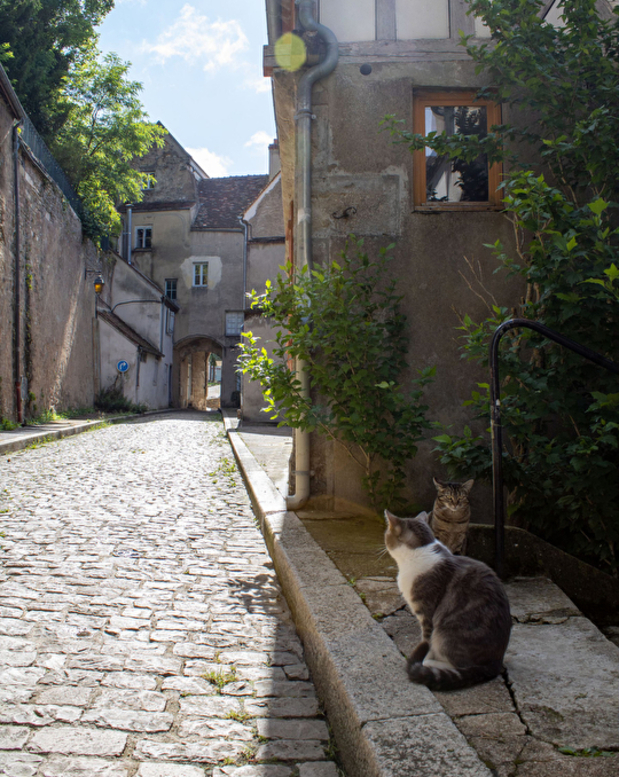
(424, 106, 489, 203)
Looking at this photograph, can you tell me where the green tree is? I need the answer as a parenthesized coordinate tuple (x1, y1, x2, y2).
(49, 51, 166, 238)
(385, 0, 619, 574)
(239, 238, 435, 511)
(0, 0, 114, 137)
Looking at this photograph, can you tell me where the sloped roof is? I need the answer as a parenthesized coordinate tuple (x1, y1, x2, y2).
(98, 310, 163, 357)
(193, 175, 269, 230)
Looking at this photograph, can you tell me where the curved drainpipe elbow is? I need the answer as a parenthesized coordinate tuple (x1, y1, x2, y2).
(287, 0, 339, 511)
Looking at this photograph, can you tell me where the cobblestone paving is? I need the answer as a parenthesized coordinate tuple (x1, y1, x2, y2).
(0, 413, 341, 777)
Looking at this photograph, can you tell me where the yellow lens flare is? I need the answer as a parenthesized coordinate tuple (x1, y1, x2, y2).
(274, 33, 307, 72)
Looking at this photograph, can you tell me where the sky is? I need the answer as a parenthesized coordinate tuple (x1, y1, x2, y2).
(96, 0, 277, 178)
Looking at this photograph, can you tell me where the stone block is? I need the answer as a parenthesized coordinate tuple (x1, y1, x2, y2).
(257, 718, 329, 741)
(0, 724, 31, 750)
(254, 740, 326, 762)
(362, 714, 492, 777)
(27, 728, 127, 757)
(38, 756, 129, 777)
(0, 751, 43, 777)
(507, 617, 619, 749)
(136, 764, 205, 777)
(298, 764, 339, 777)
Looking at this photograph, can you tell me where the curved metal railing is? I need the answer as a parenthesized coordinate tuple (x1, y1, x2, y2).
(490, 318, 619, 578)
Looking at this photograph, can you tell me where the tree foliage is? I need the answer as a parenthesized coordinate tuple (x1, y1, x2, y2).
(49, 51, 166, 238)
(385, 0, 619, 574)
(0, 0, 114, 136)
(239, 239, 435, 510)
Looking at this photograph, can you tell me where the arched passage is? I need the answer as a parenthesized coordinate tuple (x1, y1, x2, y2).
(174, 335, 223, 410)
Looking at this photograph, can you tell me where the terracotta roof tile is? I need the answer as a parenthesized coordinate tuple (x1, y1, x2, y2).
(193, 175, 269, 230)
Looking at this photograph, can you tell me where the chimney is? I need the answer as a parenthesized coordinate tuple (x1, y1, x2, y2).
(268, 139, 281, 180)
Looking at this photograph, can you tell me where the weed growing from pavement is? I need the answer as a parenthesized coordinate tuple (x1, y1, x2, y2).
(202, 666, 238, 693)
(225, 707, 252, 723)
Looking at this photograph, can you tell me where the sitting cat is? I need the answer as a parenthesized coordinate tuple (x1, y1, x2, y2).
(385, 509, 511, 691)
(429, 477, 474, 555)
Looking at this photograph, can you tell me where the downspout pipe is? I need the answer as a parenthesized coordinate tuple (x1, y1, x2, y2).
(287, 0, 339, 510)
(13, 122, 24, 425)
(238, 216, 249, 311)
(266, 0, 282, 46)
(127, 206, 133, 265)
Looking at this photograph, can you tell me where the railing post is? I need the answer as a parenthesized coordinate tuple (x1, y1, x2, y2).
(489, 318, 619, 579)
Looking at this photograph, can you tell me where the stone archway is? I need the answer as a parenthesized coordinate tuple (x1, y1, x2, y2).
(174, 335, 223, 410)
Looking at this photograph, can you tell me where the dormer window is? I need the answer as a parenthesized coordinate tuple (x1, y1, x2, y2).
(141, 172, 156, 190)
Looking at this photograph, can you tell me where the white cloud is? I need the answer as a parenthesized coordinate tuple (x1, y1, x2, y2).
(141, 4, 248, 72)
(239, 62, 272, 94)
(186, 147, 233, 178)
(244, 131, 274, 152)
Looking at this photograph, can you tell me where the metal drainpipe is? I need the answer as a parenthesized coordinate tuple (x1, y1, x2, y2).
(12, 122, 24, 424)
(266, 0, 282, 46)
(286, 0, 339, 510)
(127, 206, 133, 265)
(238, 217, 249, 310)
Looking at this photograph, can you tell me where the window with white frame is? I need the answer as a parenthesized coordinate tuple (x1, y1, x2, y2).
(193, 262, 208, 287)
(135, 226, 152, 249)
(226, 311, 244, 336)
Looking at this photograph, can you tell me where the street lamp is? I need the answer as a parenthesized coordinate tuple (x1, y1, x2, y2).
(93, 276, 105, 295)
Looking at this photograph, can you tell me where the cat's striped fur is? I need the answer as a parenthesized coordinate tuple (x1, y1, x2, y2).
(429, 477, 474, 555)
(385, 509, 511, 691)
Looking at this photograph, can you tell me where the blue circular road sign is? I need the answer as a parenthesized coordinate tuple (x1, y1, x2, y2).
(117, 360, 130, 373)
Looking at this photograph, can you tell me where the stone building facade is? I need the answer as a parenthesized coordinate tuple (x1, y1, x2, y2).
(95, 251, 179, 410)
(119, 128, 281, 410)
(264, 0, 527, 515)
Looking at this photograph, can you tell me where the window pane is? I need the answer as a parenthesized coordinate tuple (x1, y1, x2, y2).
(226, 312, 244, 336)
(193, 263, 208, 286)
(424, 105, 489, 203)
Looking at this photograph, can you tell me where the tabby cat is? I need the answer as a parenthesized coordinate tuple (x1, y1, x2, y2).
(385, 509, 511, 691)
(429, 477, 474, 555)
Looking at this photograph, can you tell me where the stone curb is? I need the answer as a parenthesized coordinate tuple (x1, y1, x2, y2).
(0, 409, 175, 455)
(225, 414, 492, 777)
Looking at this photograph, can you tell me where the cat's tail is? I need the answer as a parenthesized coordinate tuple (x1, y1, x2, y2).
(406, 658, 502, 691)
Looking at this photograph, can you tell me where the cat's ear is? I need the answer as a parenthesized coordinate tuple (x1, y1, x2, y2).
(384, 509, 402, 534)
(462, 479, 474, 494)
(432, 477, 443, 490)
(416, 511, 431, 525)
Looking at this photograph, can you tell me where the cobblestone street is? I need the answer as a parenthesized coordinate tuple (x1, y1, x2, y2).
(0, 413, 340, 777)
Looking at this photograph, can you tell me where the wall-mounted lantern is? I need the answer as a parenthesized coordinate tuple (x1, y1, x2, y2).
(93, 276, 105, 295)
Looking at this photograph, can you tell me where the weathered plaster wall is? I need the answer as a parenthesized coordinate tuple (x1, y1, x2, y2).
(188, 229, 245, 408)
(0, 90, 97, 422)
(96, 252, 174, 410)
(271, 47, 525, 517)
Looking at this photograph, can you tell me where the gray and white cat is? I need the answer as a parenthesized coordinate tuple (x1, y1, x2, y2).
(429, 477, 474, 555)
(385, 509, 511, 691)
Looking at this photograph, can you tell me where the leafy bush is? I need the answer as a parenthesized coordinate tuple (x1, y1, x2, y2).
(95, 387, 147, 416)
(239, 238, 435, 510)
(385, 0, 619, 574)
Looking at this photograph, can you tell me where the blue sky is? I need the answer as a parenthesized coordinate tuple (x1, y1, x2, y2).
(97, 0, 276, 177)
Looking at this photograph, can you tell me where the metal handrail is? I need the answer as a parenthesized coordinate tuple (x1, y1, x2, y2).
(490, 318, 619, 578)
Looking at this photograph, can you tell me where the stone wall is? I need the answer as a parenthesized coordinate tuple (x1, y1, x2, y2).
(0, 81, 97, 422)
